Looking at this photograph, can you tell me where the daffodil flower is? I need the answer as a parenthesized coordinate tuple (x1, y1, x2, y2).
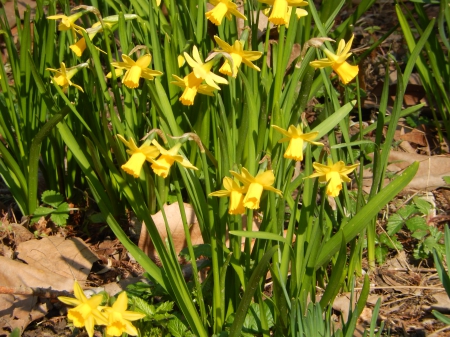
(58, 281, 108, 337)
(306, 158, 358, 197)
(184, 46, 228, 90)
(309, 35, 359, 85)
(107, 54, 163, 88)
(117, 135, 160, 178)
(230, 168, 282, 209)
(213, 36, 262, 77)
(258, 0, 308, 26)
(46, 62, 87, 92)
(171, 72, 216, 106)
(149, 140, 198, 178)
(47, 11, 86, 38)
(102, 292, 146, 337)
(209, 177, 247, 214)
(206, 0, 247, 26)
(272, 124, 324, 161)
(70, 22, 114, 57)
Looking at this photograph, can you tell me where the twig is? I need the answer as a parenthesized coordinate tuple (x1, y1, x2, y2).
(354, 285, 445, 290)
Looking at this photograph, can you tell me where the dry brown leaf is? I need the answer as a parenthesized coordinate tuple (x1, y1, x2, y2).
(0, 257, 74, 334)
(363, 151, 450, 192)
(16, 237, 98, 281)
(139, 202, 261, 263)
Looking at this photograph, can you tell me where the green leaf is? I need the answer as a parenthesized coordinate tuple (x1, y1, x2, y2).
(413, 197, 432, 215)
(397, 204, 418, 219)
(133, 297, 156, 317)
(386, 214, 404, 236)
(168, 316, 192, 337)
(242, 302, 274, 334)
(31, 206, 54, 223)
(41, 190, 64, 208)
(179, 244, 211, 261)
(50, 202, 70, 226)
(443, 176, 450, 185)
(405, 216, 428, 232)
(433, 310, 450, 324)
(411, 229, 428, 240)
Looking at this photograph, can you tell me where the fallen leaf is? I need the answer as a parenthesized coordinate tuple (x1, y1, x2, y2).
(16, 237, 98, 281)
(363, 151, 450, 192)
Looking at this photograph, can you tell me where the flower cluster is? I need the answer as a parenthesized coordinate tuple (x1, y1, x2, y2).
(117, 135, 198, 179)
(58, 281, 146, 337)
(210, 168, 282, 214)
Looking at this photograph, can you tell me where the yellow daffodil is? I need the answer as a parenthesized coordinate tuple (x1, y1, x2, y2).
(58, 281, 108, 337)
(47, 11, 86, 38)
(117, 135, 160, 178)
(206, 0, 247, 26)
(309, 35, 359, 84)
(184, 46, 228, 90)
(171, 73, 216, 106)
(69, 22, 113, 57)
(149, 140, 198, 178)
(272, 124, 324, 161)
(258, 0, 308, 26)
(209, 176, 247, 214)
(102, 292, 146, 337)
(108, 54, 163, 88)
(213, 36, 262, 77)
(230, 168, 282, 209)
(307, 158, 358, 197)
(46, 62, 87, 92)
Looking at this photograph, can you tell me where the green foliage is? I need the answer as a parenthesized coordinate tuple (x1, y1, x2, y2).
(432, 226, 450, 325)
(31, 190, 70, 226)
(378, 196, 443, 263)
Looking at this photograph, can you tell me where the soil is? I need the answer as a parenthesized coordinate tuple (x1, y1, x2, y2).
(1, 0, 450, 336)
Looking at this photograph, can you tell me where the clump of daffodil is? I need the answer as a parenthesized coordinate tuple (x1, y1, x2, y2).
(184, 46, 228, 90)
(102, 292, 146, 337)
(309, 34, 359, 85)
(58, 281, 108, 337)
(213, 36, 262, 77)
(272, 124, 323, 161)
(117, 135, 160, 178)
(209, 177, 247, 214)
(46, 62, 88, 92)
(258, 0, 308, 26)
(206, 0, 247, 26)
(171, 72, 216, 106)
(230, 168, 282, 210)
(307, 158, 358, 197)
(107, 52, 163, 89)
(47, 11, 87, 38)
(149, 140, 198, 178)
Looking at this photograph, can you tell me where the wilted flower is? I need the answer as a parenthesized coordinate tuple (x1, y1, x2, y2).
(230, 168, 282, 209)
(306, 158, 358, 197)
(184, 46, 228, 90)
(258, 0, 308, 26)
(171, 73, 216, 106)
(46, 62, 87, 92)
(117, 135, 160, 178)
(149, 140, 198, 178)
(213, 36, 262, 77)
(58, 281, 108, 337)
(271, 124, 323, 161)
(107, 53, 163, 88)
(102, 292, 146, 337)
(209, 176, 247, 214)
(309, 34, 359, 84)
(206, 0, 247, 26)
